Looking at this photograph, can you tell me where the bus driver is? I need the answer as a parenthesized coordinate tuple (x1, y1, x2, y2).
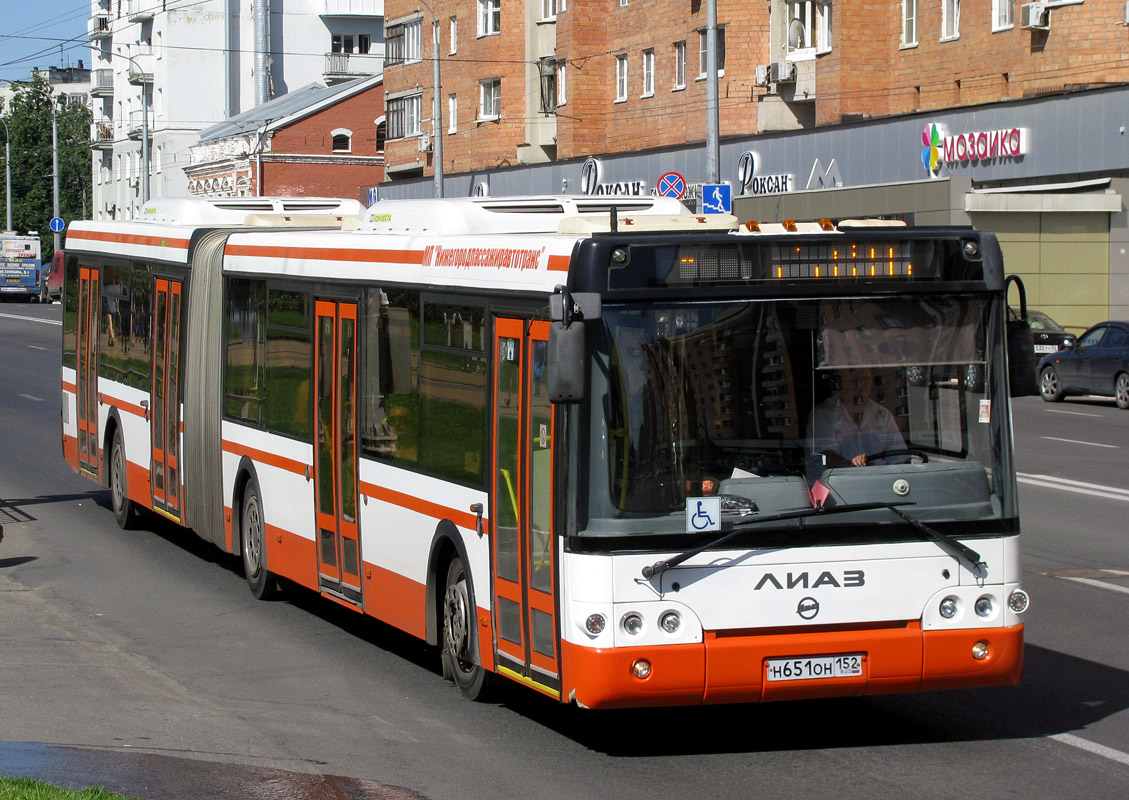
(807, 366, 908, 482)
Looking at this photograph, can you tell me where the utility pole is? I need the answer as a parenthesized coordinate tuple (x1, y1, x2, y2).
(417, 0, 444, 198)
(705, 0, 721, 186)
(51, 98, 60, 252)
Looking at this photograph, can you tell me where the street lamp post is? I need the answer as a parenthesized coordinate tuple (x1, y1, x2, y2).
(0, 117, 12, 231)
(416, 0, 444, 198)
(24, 86, 62, 251)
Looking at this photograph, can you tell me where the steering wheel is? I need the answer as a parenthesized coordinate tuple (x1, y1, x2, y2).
(867, 448, 929, 463)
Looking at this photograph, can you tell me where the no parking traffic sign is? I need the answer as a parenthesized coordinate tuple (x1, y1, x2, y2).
(657, 172, 686, 200)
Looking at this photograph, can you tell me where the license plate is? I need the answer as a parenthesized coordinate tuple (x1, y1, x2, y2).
(1034, 344, 1057, 353)
(765, 654, 864, 682)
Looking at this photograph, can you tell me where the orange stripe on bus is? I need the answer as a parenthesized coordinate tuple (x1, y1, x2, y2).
(61, 380, 76, 394)
(68, 229, 190, 250)
(224, 243, 424, 265)
(221, 438, 308, 477)
(103, 395, 148, 420)
(547, 255, 570, 272)
(359, 481, 484, 534)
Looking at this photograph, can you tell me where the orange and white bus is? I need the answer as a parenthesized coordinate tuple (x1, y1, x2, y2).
(62, 195, 1031, 709)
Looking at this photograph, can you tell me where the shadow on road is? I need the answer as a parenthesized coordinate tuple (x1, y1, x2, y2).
(0, 491, 107, 525)
(492, 642, 1129, 756)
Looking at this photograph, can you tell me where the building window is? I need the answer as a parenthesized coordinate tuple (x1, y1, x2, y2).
(385, 20, 421, 66)
(478, 0, 500, 36)
(479, 79, 501, 120)
(449, 16, 457, 54)
(673, 41, 686, 90)
(388, 94, 422, 138)
(786, 1, 831, 58)
(698, 28, 725, 78)
(902, 0, 917, 46)
(942, 0, 959, 39)
(332, 33, 372, 55)
(331, 129, 352, 152)
(641, 49, 654, 97)
(557, 61, 567, 106)
(539, 58, 557, 113)
(448, 94, 458, 133)
(618, 0, 628, 6)
(992, 0, 1013, 30)
(615, 55, 628, 102)
(542, 0, 561, 20)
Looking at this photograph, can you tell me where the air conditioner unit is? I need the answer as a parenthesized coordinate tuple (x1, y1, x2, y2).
(754, 65, 770, 88)
(769, 61, 795, 83)
(1020, 3, 1049, 30)
(418, 132, 433, 152)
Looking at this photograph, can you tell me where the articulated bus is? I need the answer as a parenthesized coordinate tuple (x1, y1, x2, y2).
(62, 195, 1031, 709)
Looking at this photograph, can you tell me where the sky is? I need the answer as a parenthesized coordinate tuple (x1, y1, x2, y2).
(0, 1, 92, 84)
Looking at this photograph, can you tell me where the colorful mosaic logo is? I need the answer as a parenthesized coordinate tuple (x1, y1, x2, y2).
(921, 124, 943, 177)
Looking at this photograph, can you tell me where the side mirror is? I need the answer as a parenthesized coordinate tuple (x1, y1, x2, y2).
(1005, 275, 1039, 397)
(547, 287, 601, 403)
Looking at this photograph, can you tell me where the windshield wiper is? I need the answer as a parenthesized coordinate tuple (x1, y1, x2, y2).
(883, 503, 986, 578)
(640, 501, 986, 580)
(641, 501, 900, 579)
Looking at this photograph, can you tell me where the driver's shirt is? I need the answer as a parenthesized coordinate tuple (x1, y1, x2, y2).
(806, 397, 907, 481)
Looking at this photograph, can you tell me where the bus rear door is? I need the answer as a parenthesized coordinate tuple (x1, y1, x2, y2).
(76, 267, 100, 476)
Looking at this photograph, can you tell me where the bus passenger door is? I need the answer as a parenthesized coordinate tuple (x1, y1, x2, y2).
(314, 300, 363, 604)
(492, 318, 560, 694)
(76, 267, 100, 476)
(151, 279, 183, 521)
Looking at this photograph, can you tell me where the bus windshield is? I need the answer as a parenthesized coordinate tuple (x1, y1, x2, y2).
(579, 293, 1009, 536)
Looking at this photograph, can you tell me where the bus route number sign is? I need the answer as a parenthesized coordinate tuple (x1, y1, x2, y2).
(765, 654, 864, 682)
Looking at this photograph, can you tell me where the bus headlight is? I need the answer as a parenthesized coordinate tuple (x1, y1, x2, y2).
(659, 611, 681, 634)
(972, 641, 989, 660)
(585, 614, 607, 635)
(622, 613, 644, 636)
(939, 596, 959, 619)
(974, 595, 994, 617)
(1008, 589, 1030, 614)
(631, 659, 652, 679)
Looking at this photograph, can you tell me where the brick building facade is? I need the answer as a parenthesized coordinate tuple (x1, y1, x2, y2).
(186, 76, 384, 201)
(380, 0, 1129, 184)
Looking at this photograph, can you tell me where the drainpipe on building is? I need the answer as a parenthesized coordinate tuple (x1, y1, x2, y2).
(254, 0, 271, 107)
(225, 0, 234, 118)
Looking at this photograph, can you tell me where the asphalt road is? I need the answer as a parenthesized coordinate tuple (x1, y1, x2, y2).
(0, 302, 1127, 799)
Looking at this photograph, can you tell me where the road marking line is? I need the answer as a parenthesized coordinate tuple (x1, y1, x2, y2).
(1018, 473, 1129, 502)
(1059, 576, 1129, 597)
(18, 394, 43, 402)
(27, 344, 46, 351)
(1044, 409, 1104, 417)
(1050, 733, 1129, 767)
(1040, 436, 1118, 449)
(0, 312, 61, 326)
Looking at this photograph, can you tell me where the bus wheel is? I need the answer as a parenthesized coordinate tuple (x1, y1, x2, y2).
(241, 480, 280, 600)
(442, 556, 493, 700)
(110, 430, 137, 529)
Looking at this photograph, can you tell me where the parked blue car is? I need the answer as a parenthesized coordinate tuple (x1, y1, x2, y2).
(1037, 321, 1129, 409)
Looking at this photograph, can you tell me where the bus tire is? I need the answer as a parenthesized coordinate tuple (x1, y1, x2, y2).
(442, 556, 493, 701)
(241, 479, 281, 600)
(110, 429, 138, 529)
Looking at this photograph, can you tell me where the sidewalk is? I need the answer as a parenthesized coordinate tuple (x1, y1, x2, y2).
(0, 570, 421, 800)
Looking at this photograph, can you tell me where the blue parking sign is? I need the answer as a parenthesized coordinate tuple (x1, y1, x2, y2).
(701, 184, 731, 214)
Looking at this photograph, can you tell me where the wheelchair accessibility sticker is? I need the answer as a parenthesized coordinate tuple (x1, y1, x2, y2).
(686, 497, 721, 533)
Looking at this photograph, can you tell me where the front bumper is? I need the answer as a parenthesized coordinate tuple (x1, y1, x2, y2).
(562, 622, 1023, 710)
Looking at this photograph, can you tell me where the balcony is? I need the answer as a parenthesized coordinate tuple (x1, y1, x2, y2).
(127, 53, 155, 85)
(90, 69, 114, 97)
(127, 110, 153, 140)
(91, 121, 115, 150)
(127, 0, 155, 21)
(321, 0, 382, 17)
(88, 14, 112, 41)
(323, 51, 383, 83)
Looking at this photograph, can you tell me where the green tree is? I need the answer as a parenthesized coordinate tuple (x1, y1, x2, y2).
(1, 75, 92, 258)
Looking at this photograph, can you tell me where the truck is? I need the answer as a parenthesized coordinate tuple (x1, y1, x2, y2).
(1, 233, 46, 301)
